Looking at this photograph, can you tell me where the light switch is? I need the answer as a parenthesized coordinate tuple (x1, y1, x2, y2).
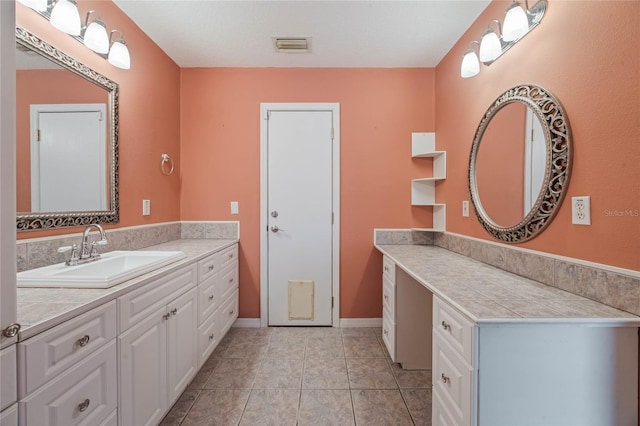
(230, 201, 239, 215)
(142, 199, 151, 216)
(462, 200, 469, 217)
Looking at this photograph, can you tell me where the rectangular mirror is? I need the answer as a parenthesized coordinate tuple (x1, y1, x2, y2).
(16, 26, 119, 231)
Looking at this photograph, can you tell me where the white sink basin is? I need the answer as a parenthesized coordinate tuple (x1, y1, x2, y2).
(17, 250, 187, 289)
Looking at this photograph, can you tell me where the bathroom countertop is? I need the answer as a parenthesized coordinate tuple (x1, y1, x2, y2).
(17, 238, 238, 340)
(376, 244, 640, 325)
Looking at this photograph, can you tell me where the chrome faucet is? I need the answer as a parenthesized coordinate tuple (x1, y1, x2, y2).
(58, 224, 108, 266)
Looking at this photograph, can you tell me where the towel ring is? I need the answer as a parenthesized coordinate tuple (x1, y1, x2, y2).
(161, 153, 174, 176)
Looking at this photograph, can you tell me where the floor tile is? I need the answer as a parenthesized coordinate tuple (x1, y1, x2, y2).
(401, 388, 432, 426)
(223, 340, 269, 359)
(239, 389, 300, 426)
(346, 357, 397, 389)
(160, 389, 200, 426)
(204, 358, 261, 389)
(302, 358, 349, 389)
(253, 358, 304, 389)
(341, 327, 379, 337)
(351, 389, 413, 425)
(298, 389, 355, 426)
(180, 389, 250, 426)
(391, 363, 432, 388)
(306, 336, 345, 359)
(343, 336, 384, 358)
(265, 336, 307, 359)
(306, 327, 343, 338)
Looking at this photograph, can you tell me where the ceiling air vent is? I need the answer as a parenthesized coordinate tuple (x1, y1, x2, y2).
(272, 37, 311, 53)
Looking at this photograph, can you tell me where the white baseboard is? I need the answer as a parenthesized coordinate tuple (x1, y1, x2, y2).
(339, 318, 382, 328)
(233, 318, 261, 328)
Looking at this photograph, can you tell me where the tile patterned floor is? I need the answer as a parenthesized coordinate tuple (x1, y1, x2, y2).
(161, 327, 432, 426)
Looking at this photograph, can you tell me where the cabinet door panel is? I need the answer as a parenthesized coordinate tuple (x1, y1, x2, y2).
(216, 244, 238, 271)
(119, 306, 167, 426)
(382, 276, 395, 322)
(433, 296, 474, 365)
(197, 274, 217, 325)
(432, 332, 472, 426)
(219, 289, 239, 336)
(197, 308, 219, 369)
(119, 265, 196, 333)
(167, 288, 197, 405)
(0, 404, 17, 426)
(381, 312, 396, 361)
(20, 340, 117, 426)
(18, 301, 116, 397)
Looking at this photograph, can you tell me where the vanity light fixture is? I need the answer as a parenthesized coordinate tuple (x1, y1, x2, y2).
(17, 0, 131, 70)
(460, 42, 480, 79)
(107, 31, 131, 70)
(49, 0, 81, 36)
(82, 11, 109, 54)
(479, 20, 503, 63)
(461, 0, 547, 78)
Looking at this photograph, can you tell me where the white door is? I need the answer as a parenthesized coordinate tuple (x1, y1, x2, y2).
(524, 108, 546, 213)
(262, 104, 339, 326)
(30, 104, 106, 212)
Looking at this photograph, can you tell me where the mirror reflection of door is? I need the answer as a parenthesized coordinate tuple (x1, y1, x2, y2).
(524, 109, 545, 213)
(30, 104, 107, 212)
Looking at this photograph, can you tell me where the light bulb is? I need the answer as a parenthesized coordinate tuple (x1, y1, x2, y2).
(479, 30, 502, 63)
(460, 49, 480, 78)
(108, 38, 131, 69)
(83, 19, 109, 54)
(503, 1, 528, 42)
(50, 0, 81, 36)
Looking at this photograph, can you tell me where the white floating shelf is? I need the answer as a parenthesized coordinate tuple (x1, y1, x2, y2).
(411, 132, 446, 231)
(412, 205, 446, 232)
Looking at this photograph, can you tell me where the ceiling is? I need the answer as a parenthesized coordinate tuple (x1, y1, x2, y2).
(112, 0, 490, 68)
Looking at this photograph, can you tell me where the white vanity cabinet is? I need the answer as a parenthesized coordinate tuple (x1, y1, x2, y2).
(196, 244, 238, 367)
(431, 295, 639, 426)
(1, 344, 17, 426)
(381, 256, 431, 369)
(118, 264, 198, 426)
(15, 301, 118, 426)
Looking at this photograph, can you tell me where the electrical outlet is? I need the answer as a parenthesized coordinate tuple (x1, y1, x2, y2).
(142, 199, 151, 216)
(462, 200, 469, 217)
(571, 196, 590, 225)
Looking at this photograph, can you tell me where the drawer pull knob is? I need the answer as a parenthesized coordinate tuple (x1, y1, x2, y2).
(384, 294, 388, 301)
(441, 373, 450, 384)
(228, 253, 233, 259)
(209, 333, 215, 340)
(77, 335, 90, 347)
(171, 308, 178, 316)
(229, 309, 235, 316)
(163, 313, 170, 321)
(229, 278, 234, 283)
(383, 328, 388, 335)
(78, 398, 90, 412)
(209, 294, 214, 301)
(384, 266, 388, 272)
(441, 321, 451, 331)
(208, 265, 214, 271)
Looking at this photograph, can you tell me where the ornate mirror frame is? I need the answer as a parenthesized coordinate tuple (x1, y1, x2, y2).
(16, 26, 119, 231)
(468, 84, 572, 243)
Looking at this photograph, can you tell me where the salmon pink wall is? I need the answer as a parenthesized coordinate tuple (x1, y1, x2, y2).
(16, 69, 107, 212)
(16, 0, 181, 239)
(180, 68, 436, 318)
(436, 0, 639, 271)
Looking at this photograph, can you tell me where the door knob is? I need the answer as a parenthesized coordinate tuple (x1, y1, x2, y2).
(270, 210, 278, 218)
(270, 225, 286, 232)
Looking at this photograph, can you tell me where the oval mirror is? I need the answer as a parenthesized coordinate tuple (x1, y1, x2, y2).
(468, 84, 572, 243)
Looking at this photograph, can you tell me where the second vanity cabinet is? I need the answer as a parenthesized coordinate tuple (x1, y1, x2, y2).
(118, 264, 198, 426)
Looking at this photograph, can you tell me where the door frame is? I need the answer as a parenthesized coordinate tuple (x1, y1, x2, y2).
(259, 103, 340, 327)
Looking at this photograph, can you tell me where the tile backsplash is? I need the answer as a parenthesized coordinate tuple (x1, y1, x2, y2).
(17, 221, 238, 272)
(375, 229, 640, 316)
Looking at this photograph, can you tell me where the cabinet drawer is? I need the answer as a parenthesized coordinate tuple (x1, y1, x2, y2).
(119, 264, 197, 332)
(198, 274, 217, 325)
(219, 289, 239, 336)
(382, 275, 395, 321)
(432, 332, 472, 426)
(382, 255, 395, 283)
(20, 340, 117, 426)
(217, 263, 239, 303)
(1, 345, 16, 411)
(0, 404, 17, 426)
(216, 244, 238, 271)
(197, 308, 219, 368)
(381, 312, 396, 361)
(433, 296, 474, 365)
(197, 253, 217, 283)
(18, 301, 116, 397)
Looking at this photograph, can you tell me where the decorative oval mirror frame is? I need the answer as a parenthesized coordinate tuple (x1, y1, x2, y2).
(468, 84, 572, 243)
(16, 26, 119, 231)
